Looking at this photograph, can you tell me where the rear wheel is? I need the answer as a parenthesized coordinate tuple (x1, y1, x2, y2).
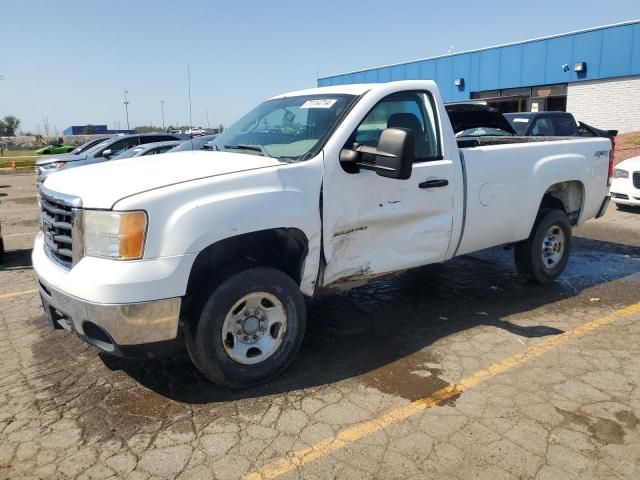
(514, 209, 572, 284)
(184, 267, 306, 387)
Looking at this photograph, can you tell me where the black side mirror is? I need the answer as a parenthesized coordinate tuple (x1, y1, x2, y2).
(339, 128, 414, 179)
(374, 127, 414, 180)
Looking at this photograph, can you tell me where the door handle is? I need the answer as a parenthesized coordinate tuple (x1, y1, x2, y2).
(419, 179, 449, 189)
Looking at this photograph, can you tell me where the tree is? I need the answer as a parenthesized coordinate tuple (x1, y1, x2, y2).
(0, 116, 21, 136)
(83, 124, 95, 134)
(218, 123, 224, 133)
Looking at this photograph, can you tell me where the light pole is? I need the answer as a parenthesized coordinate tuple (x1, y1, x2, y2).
(160, 100, 165, 129)
(123, 90, 130, 131)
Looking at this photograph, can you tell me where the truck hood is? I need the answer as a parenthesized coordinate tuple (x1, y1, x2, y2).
(42, 151, 284, 208)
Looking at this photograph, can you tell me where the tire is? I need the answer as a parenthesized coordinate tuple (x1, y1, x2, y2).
(514, 209, 572, 284)
(184, 267, 306, 388)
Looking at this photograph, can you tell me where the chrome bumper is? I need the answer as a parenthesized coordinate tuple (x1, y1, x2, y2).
(37, 277, 181, 358)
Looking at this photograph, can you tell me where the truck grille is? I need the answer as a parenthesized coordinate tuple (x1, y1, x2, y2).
(633, 172, 640, 189)
(39, 189, 81, 268)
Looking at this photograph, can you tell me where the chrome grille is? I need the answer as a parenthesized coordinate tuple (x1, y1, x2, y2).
(39, 188, 82, 268)
(633, 172, 640, 189)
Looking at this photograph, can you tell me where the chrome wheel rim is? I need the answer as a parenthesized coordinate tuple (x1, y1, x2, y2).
(221, 292, 287, 365)
(541, 225, 565, 269)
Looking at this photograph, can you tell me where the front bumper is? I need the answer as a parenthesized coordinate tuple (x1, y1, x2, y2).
(37, 276, 181, 358)
(610, 177, 640, 206)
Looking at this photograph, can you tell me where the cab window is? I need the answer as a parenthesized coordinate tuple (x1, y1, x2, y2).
(352, 91, 441, 162)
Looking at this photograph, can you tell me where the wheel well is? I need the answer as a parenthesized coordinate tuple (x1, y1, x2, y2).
(539, 181, 584, 225)
(185, 228, 308, 301)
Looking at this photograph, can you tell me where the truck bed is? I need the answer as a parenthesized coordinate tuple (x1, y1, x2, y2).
(456, 135, 581, 149)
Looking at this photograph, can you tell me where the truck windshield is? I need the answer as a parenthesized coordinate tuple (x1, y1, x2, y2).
(211, 94, 357, 161)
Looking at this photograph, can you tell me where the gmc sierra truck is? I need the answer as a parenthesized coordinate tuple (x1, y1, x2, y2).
(33, 81, 612, 387)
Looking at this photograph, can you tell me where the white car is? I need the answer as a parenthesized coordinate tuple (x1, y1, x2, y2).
(611, 156, 640, 208)
(33, 80, 612, 387)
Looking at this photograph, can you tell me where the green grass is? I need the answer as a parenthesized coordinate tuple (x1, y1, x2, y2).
(1, 149, 38, 157)
(632, 138, 640, 146)
(0, 150, 37, 168)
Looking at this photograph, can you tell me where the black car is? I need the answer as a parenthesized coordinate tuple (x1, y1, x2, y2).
(504, 112, 617, 138)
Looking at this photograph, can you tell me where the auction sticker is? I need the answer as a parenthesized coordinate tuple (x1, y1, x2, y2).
(301, 99, 337, 109)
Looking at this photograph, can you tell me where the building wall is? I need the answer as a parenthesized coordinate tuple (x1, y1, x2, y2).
(566, 76, 640, 133)
(318, 21, 640, 104)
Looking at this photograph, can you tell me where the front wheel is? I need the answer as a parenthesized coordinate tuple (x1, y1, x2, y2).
(514, 209, 572, 284)
(184, 267, 306, 388)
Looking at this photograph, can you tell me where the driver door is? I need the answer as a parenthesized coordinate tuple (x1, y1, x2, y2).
(322, 90, 456, 286)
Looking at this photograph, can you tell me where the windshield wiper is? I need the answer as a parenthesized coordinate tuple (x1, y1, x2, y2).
(224, 144, 270, 157)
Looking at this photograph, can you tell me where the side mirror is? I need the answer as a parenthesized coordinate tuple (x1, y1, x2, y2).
(101, 149, 113, 157)
(374, 128, 414, 179)
(339, 128, 414, 179)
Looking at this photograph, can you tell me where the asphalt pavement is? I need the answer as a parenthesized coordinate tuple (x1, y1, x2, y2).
(1, 172, 639, 480)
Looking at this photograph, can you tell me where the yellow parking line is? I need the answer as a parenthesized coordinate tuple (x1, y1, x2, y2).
(244, 301, 640, 480)
(0, 289, 38, 300)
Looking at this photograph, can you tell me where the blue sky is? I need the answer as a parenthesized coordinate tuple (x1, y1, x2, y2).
(1, 0, 639, 134)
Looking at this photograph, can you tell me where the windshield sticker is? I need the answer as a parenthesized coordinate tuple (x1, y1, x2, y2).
(301, 99, 338, 109)
(512, 118, 530, 123)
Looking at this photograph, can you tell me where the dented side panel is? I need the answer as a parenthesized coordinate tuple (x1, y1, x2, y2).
(318, 81, 465, 286)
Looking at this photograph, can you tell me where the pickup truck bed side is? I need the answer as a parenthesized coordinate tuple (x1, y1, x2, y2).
(456, 137, 611, 255)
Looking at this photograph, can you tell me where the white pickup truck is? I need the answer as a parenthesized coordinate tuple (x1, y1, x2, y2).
(33, 81, 612, 387)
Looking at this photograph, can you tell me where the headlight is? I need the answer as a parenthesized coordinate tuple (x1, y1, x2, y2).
(614, 168, 629, 179)
(84, 210, 148, 260)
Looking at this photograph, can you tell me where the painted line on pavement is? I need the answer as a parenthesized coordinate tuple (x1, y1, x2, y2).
(244, 301, 640, 480)
(0, 289, 38, 300)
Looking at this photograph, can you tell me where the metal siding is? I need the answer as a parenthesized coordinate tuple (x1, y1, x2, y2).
(521, 41, 547, 86)
(478, 49, 500, 91)
(632, 23, 640, 74)
(390, 64, 405, 81)
(545, 36, 573, 84)
(571, 30, 603, 80)
(451, 54, 471, 101)
(365, 69, 378, 83)
(499, 45, 523, 88)
(419, 60, 437, 81)
(317, 21, 640, 90)
(406, 61, 421, 79)
(435, 57, 453, 101)
(378, 67, 392, 82)
(601, 25, 633, 77)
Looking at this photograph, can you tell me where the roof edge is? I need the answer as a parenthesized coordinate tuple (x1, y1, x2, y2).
(318, 19, 640, 80)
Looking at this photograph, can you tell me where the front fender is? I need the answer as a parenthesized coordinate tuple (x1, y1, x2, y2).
(114, 157, 324, 295)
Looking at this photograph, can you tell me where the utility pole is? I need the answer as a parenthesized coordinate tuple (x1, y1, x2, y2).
(206, 110, 210, 128)
(160, 100, 165, 129)
(123, 90, 130, 130)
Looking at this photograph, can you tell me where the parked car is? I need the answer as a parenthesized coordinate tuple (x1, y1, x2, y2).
(35, 143, 76, 155)
(186, 127, 206, 136)
(35, 133, 185, 185)
(33, 80, 612, 387)
(167, 134, 218, 152)
(111, 141, 183, 160)
(68, 137, 112, 156)
(610, 156, 640, 209)
(504, 112, 617, 139)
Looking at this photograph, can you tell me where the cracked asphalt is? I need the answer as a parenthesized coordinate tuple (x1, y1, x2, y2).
(1, 172, 640, 480)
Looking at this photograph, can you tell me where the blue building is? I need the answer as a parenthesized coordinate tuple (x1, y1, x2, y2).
(318, 20, 640, 133)
(63, 125, 135, 135)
